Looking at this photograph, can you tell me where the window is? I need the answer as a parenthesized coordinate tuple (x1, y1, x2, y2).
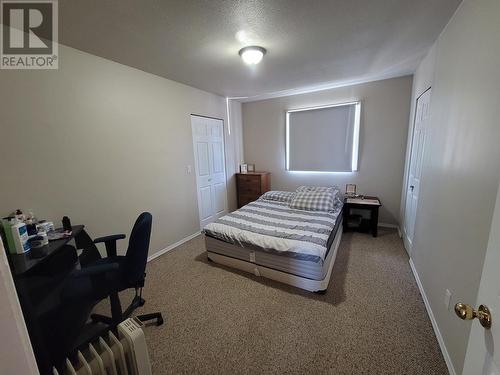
(286, 102, 361, 172)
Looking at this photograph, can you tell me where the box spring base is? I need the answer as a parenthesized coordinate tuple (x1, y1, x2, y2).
(205, 225, 342, 292)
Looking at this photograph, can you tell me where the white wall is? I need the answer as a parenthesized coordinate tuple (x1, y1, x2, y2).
(403, 0, 500, 373)
(242, 76, 413, 224)
(0, 238, 38, 375)
(0, 44, 243, 257)
(226, 99, 244, 208)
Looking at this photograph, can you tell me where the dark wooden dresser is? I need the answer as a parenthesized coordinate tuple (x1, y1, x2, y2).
(236, 172, 271, 208)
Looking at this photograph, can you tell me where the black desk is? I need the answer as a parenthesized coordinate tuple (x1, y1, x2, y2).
(7, 225, 102, 375)
(8, 225, 84, 276)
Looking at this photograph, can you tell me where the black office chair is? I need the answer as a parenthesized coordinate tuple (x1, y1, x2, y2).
(61, 212, 163, 327)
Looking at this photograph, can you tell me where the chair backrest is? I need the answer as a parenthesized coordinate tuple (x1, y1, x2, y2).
(123, 212, 152, 285)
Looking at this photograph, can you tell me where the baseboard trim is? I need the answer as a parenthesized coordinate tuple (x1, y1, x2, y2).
(148, 231, 201, 262)
(378, 222, 402, 238)
(378, 222, 397, 228)
(409, 258, 456, 375)
(401, 228, 412, 256)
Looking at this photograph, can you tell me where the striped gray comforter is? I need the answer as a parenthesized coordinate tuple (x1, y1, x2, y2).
(203, 199, 342, 261)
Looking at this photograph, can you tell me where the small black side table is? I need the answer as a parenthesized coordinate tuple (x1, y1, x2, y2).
(343, 196, 382, 237)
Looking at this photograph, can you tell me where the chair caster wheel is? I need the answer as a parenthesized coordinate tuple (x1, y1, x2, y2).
(137, 312, 164, 326)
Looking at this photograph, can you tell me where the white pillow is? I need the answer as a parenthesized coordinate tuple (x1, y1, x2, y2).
(296, 185, 340, 194)
(260, 191, 296, 203)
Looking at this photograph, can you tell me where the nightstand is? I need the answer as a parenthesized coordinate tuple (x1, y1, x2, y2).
(343, 196, 382, 237)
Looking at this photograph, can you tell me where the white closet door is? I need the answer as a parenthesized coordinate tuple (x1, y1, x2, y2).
(191, 115, 227, 228)
(404, 88, 431, 250)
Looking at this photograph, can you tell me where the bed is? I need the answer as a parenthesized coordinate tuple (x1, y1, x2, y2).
(203, 194, 343, 292)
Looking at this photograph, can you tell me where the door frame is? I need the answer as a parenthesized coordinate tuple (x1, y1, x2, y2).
(190, 114, 228, 229)
(402, 86, 431, 254)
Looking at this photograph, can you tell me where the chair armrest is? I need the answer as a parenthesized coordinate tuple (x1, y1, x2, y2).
(70, 263, 119, 278)
(93, 234, 126, 244)
(93, 234, 126, 257)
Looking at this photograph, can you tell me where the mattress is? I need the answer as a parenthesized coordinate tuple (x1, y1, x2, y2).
(205, 215, 342, 280)
(204, 199, 343, 261)
(204, 198, 343, 280)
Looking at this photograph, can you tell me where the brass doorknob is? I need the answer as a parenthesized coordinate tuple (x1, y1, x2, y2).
(454, 303, 492, 329)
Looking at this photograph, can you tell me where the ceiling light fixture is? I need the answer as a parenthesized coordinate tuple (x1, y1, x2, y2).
(239, 46, 266, 65)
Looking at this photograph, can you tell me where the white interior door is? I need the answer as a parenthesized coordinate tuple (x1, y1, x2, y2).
(404, 88, 431, 250)
(191, 115, 227, 228)
(460, 187, 500, 375)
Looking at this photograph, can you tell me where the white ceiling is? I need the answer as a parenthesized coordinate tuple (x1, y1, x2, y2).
(59, 0, 460, 100)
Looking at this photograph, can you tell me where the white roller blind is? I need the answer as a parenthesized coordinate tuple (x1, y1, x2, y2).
(286, 102, 360, 172)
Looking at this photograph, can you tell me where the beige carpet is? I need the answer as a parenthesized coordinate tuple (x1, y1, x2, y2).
(99, 228, 448, 374)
